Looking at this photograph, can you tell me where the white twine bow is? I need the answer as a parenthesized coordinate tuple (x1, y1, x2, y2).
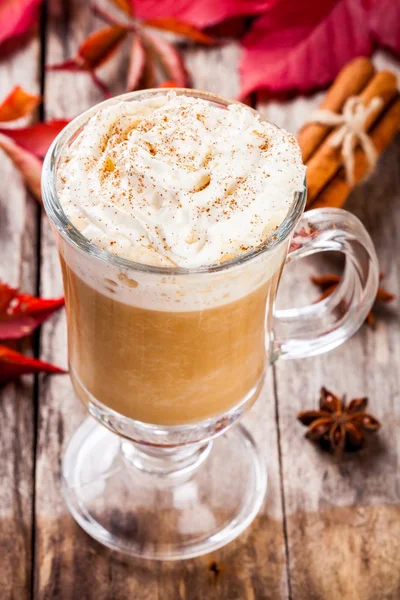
(306, 96, 383, 185)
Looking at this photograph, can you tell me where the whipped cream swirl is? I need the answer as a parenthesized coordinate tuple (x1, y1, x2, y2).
(57, 93, 305, 268)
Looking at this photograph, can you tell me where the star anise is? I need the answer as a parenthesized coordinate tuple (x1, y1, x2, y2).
(297, 387, 381, 455)
(311, 273, 395, 327)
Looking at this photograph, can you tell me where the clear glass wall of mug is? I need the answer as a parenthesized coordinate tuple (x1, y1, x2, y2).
(42, 89, 379, 560)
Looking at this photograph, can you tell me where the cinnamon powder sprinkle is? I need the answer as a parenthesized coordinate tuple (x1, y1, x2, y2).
(56, 93, 305, 268)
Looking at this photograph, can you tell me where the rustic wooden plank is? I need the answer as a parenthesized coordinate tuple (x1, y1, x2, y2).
(0, 36, 40, 598)
(35, 4, 288, 597)
(257, 51, 400, 600)
(34, 4, 110, 597)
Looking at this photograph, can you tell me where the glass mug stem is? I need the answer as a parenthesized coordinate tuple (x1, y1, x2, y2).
(121, 439, 212, 480)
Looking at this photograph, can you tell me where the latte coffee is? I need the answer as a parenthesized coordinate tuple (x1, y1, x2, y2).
(56, 92, 305, 425)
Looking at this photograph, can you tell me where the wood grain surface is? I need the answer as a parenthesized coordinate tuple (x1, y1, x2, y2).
(0, 30, 40, 600)
(257, 53, 400, 600)
(0, 2, 399, 598)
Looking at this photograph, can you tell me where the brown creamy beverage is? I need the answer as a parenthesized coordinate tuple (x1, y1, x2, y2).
(56, 92, 305, 426)
(61, 258, 282, 424)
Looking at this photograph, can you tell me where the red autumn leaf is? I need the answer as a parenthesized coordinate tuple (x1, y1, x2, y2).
(0, 133, 42, 201)
(143, 18, 215, 45)
(89, 73, 112, 98)
(0, 0, 43, 46)
(158, 80, 180, 88)
(0, 284, 16, 314)
(47, 25, 128, 97)
(365, 0, 400, 54)
(48, 25, 128, 72)
(142, 30, 188, 87)
(239, 0, 373, 97)
(0, 344, 66, 384)
(0, 86, 40, 122)
(0, 281, 65, 340)
(78, 25, 128, 69)
(127, 34, 147, 91)
(91, 4, 127, 28)
(133, 0, 271, 29)
(0, 119, 68, 158)
(48, 59, 81, 72)
(110, 0, 132, 15)
(141, 51, 156, 88)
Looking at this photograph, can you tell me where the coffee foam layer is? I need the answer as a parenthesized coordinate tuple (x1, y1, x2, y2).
(59, 238, 288, 312)
(57, 93, 305, 269)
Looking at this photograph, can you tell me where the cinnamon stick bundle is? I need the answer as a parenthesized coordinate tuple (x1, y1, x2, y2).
(298, 57, 375, 162)
(311, 97, 400, 209)
(306, 70, 398, 206)
(298, 57, 400, 211)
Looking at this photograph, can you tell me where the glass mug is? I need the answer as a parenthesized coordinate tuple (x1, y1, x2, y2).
(42, 90, 379, 560)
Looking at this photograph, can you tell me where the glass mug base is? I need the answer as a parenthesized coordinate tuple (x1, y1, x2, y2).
(62, 417, 267, 560)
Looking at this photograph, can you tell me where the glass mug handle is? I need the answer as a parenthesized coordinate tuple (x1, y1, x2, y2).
(273, 207, 380, 360)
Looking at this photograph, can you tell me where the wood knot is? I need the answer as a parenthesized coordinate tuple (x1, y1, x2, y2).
(209, 561, 220, 577)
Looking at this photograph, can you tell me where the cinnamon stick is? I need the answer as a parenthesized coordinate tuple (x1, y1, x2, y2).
(298, 58, 375, 162)
(306, 70, 398, 206)
(309, 96, 400, 210)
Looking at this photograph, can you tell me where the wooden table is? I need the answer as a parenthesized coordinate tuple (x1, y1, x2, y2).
(1, 3, 399, 598)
